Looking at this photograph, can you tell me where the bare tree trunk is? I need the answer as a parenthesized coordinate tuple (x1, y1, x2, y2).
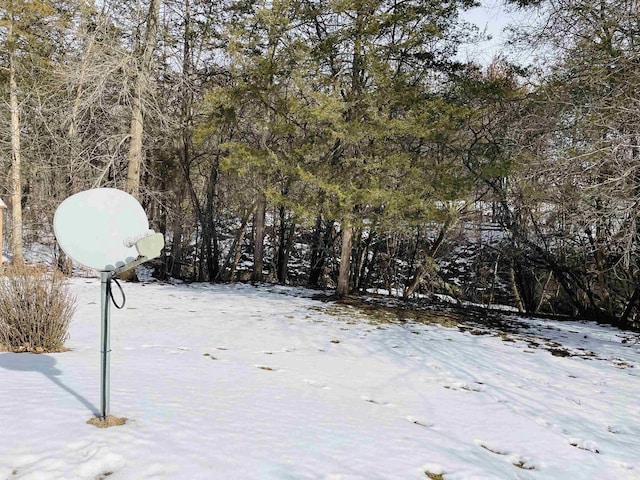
(357, 231, 376, 291)
(486, 254, 501, 309)
(0, 205, 4, 268)
(510, 260, 525, 313)
(282, 220, 295, 282)
(586, 224, 612, 313)
(404, 220, 452, 298)
(125, 0, 161, 200)
(68, 16, 96, 142)
(9, 41, 23, 264)
(351, 227, 364, 290)
(223, 207, 253, 281)
(168, 171, 187, 279)
(229, 220, 251, 282)
(534, 270, 554, 313)
(309, 216, 334, 288)
(169, 0, 193, 279)
(276, 181, 293, 284)
(251, 194, 266, 282)
(126, 96, 145, 199)
(337, 222, 353, 297)
(169, 212, 184, 278)
(404, 263, 425, 299)
(619, 285, 640, 326)
(201, 160, 220, 281)
(361, 238, 381, 292)
(276, 204, 288, 283)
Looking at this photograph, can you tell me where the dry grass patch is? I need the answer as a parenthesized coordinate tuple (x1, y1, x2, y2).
(513, 460, 535, 470)
(87, 416, 127, 428)
(313, 293, 524, 334)
(424, 472, 445, 480)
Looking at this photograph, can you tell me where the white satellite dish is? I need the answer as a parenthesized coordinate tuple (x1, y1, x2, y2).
(53, 188, 164, 422)
(54, 188, 149, 272)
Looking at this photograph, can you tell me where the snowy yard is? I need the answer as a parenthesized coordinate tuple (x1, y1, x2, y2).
(1, 278, 639, 479)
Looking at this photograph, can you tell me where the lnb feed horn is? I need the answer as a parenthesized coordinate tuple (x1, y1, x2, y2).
(133, 232, 164, 260)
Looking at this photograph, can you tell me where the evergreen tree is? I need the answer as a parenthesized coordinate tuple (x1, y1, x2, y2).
(293, 0, 478, 296)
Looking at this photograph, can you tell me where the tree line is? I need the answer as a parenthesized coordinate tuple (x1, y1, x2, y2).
(1, 0, 639, 329)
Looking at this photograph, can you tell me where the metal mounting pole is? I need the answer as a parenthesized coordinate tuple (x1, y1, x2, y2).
(100, 271, 111, 420)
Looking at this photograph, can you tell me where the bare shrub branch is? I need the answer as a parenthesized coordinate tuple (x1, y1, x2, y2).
(0, 264, 76, 353)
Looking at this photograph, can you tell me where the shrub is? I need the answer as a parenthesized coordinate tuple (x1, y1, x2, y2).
(0, 264, 76, 353)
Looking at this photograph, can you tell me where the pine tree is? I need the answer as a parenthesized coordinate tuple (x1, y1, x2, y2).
(293, 0, 478, 296)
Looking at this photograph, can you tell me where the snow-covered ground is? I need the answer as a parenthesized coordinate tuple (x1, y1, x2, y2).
(1, 279, 639, 479)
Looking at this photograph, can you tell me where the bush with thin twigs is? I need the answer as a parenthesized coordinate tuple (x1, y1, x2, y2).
(0, 264, 76, 353)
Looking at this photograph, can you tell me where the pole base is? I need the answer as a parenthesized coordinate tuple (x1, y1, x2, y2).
(87, 415, 127, 428)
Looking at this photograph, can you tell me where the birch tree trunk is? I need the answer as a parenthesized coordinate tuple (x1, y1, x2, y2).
(8, 25, 23, 264)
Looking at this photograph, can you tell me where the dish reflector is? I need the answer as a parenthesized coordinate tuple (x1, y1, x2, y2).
(54, 188, 149, 271)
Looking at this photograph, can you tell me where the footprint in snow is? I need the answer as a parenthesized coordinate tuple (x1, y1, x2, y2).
(256, 365, 279, 371)
(510, 456, 537, 471)
(568, 438, 601, 454)
(443, 381, 484, 392)
(304, 379, 330, 389)
(168, 347, 190, 354)
(361, 396, 393, 406)
(406, 416, 433, 428)
(477, 442, 537, 470)
(477, 442, 509, 456)
(608, 424, 628, 434)
(534, 417, 568, 434)
(64, 440, 93, 451)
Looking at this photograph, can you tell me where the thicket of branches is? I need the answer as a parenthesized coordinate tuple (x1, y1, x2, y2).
(0, 263, 75, 352)
(1, 0, 638, 329)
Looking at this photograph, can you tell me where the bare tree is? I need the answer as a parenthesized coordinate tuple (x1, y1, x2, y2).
(7, 17, 23, 263)
(125, 0, 161, 200)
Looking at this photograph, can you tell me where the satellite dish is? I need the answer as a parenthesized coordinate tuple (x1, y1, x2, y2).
(54, 188, 165, 422)
(54, 188, 149, 272)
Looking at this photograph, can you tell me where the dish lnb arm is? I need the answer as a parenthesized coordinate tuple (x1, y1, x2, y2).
(113, 231, 165, 276)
